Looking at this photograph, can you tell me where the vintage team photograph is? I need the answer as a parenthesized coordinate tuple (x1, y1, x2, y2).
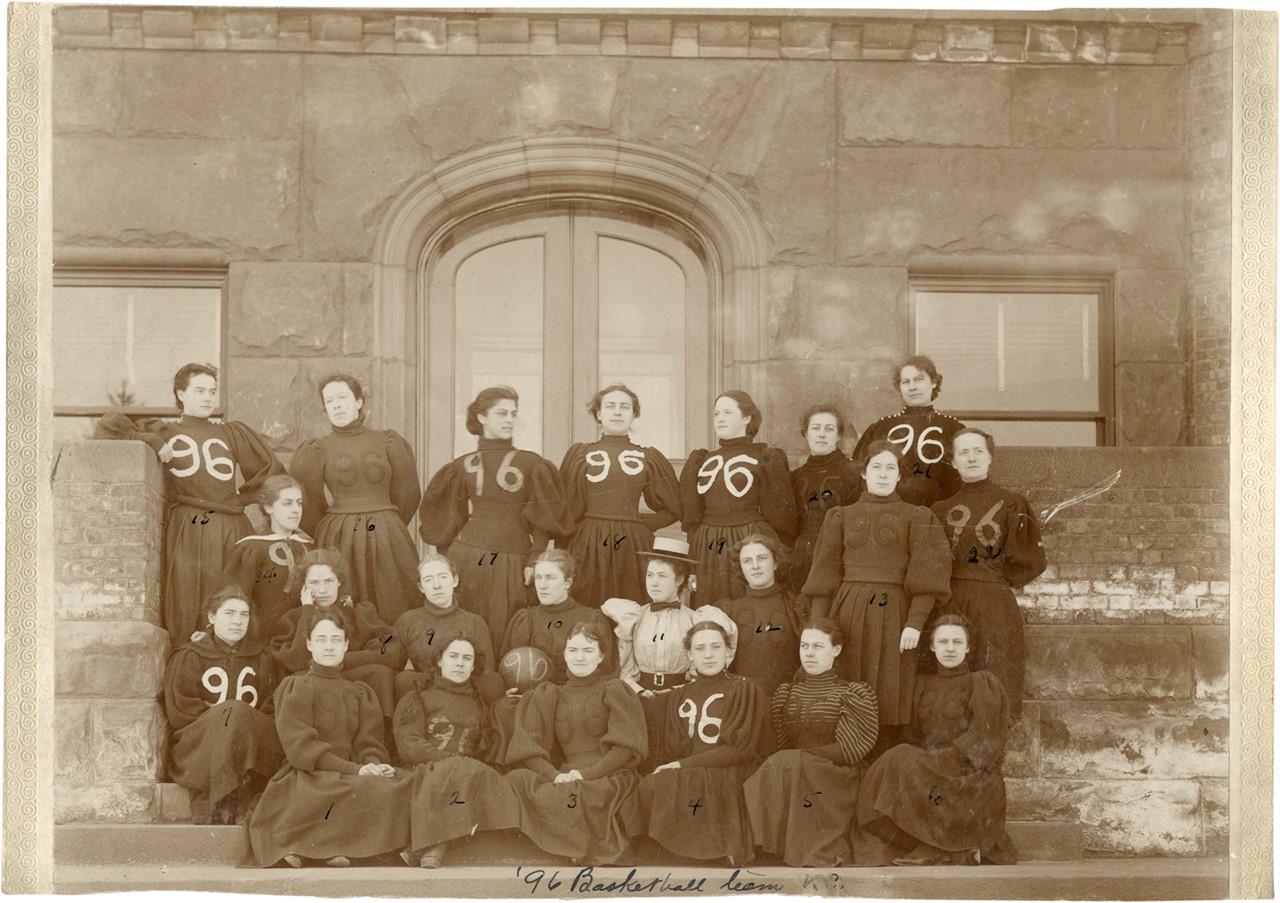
(9, 1, 1275, 898)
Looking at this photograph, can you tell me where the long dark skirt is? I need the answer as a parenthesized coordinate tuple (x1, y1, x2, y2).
(947, 579, 1027, 719)
(314, 510, 422, 626)
(446, 539, 529, 654)
(169, 701, 283, 818)
(743, 749, 861, 867)
(409, 757, 520, 849)
(636, 763, 754, 864)
(163, 504, 253, 647)
(566, 516, 654, 609)
(828, 580, 918, 726)
(688, 520, 780, 607)
(505, 768, 640, 865)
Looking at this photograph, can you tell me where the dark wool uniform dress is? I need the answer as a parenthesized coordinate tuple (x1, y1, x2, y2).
(791, 450, 862, 591)
(290, 420, 424, 625)
(419, 437, 573, 654)
(394, 675, 520, 850)
(802, 496, 952, 727)
(859, 664, 1016, 864)
(743, 671, 879, 867)
(931, 480, 1046, 718)
(679, 437, 798, 605)
(560, 435, 682, 608)
(270, 600, 398, 718)
(387, 603, 496, 678)
(852, 407, 965, 509)
(220, 532, 312, 644)
(635, 671, 767, 864)
(163, 634, 284, 822)
(247, 664, 412, 866)
(94, 413, 284, 648)
(716, 585, 801, 700)
(504, 673, 647, 865)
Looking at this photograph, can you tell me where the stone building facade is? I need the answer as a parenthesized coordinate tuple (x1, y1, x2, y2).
(51, 7, 1232, 858)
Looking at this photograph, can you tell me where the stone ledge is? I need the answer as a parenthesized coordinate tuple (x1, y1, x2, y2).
(55, 620, 170, 697)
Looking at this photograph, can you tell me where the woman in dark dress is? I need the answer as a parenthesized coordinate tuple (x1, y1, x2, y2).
(419, 386, 573, 653)
(290, 375, 423, 625)
(163, 586, 283, 825)
(930, 428, 1046, 719)
(858, 613, 1017, 865)
(790, 404, 861, 591)
(680, 390, 798, 606)
(395, 632, 520, 868)
(634, 617, 766, 866)
(504, 620, 647, 865)
(742, 619, 879, 867)
(560, 384, 682, 608)
(248, 605, 412, 868)
(716, 532, 801, 699)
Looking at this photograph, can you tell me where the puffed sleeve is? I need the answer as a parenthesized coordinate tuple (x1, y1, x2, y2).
(288, 438, 329, 537)
(558, 442, 590, 525)
(838, 457, 863, 506)
(769, 682, 792, 751)
(224, 421, 286, 506)
(273, 675, 361, 774)
(903, 508, 954, 632)
(394, 680, 455, 765)
(601, 597, 644, 689)
(578, 679, 647, 780)
(268, 609, 311, 674)
(419, 459, 469, 549)
(674, 678, 766, 769)
(385, 430, 422, 524)
(759, 446, 799, 543)
(1001, 492, 1047, 589)
(92, 412, 167, 453)
(349, 681, 392, 765)
(849, 422, 878, 471)
(807, 681, 879, 766)
(162, 647, 208, 731)
(255, 648, 280, 717)
(220, 539, 260, 601)
(384, 611, 412, 671)
(640, 446, 682, 532)
(952, 672, 1010, 770)
(800, 507, 845, 619)
(505, 681, 561, 779)
(500, 608, 532, 658)
(519, 455, 573, 548)
(343, 600, 397, 669)
(678, 448, 711, 533)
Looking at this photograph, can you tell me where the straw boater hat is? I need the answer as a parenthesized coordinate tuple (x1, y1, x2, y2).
(635, 536, 698, 566)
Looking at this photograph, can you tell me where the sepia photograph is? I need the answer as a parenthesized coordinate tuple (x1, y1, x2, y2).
(4, 2, 1275, 898)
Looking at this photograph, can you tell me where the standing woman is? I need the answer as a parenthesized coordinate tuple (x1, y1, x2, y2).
(289, 375, 423, 626)
(718, 533, 801, 700)
(248, 606, 412, 868)
(790, 404, 862, 591)
(742, 619, 879, 867)
(419, 386, 572, 653)
(858, 614, 1017, 865)
(680, 391, 797, 605)
(930, 429, 1046, 719)
(560, 384, 682, 608)
(504, 621, 647, 866)
(801, 441, 952, 751)
(94, 362, 284, 647)
(164, 586, 284, 825)
(853, 355, 965, 509)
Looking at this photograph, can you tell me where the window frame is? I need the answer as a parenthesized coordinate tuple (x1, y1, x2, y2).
(908, 274, 1116, 446)
(52, 266, 229, 419)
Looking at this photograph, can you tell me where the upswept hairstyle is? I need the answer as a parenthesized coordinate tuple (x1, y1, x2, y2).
(715, 390, 763, 440)
(255, 474, 303, 509)
(894, 354, 943, 401)
(564, 619, 614, 659)
(417, 552, 458, 579)
(951, 427, 997, 457)
(298, 548, 350, 599)
(203, 584, 252, 619)
(800, 616, 846, 649)
(466, 386, 519, 436)
(731, 531, 792, 584)
(317, 374, 365, 407)
(854, 439, 904, 475)
(930, 612, 973, 644)
(588, 383, 642, 422)
(297, 603, 354, 643)
(799, 403, 846, 438)
(426, 629, 488, 678)
(534, 548, 578, 583)
(172, 362, 218, 408)
(682, 619, 733, 651)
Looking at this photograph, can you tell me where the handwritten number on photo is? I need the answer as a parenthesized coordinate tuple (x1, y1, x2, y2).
(688, 798, 702, 816)
(567, 793, 578, 809)
(450, 791, 465, 806)
(191, 510, 212, 525)
(425, 628, 435, 646)
(478, 552, 499, 566)
(803, 790, 823, 808)
(324, 803, 335, 820)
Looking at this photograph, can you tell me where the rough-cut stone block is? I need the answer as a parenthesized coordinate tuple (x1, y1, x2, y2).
(1115, 270, 1187, 362)
(1003, 701, 1040, 778)
(156, 783, 194, 823)
(840, 63, 1010, 147)
(1024, 625, 1193, 701)
(394, 16, 445, 49)
(225, 11, 278, 46)
(836, 148, 1184, 267)
(55, 621, 169, 697)
(1108, 24, 1159, 54)
(1038, 701, 1227, 779)
(52, 438, 162, 488)
(555, 18, 599, 47)
(118, 54, 302, 140)
(53, 50, 123, 134)
(699, 20, 748, 48)
(1027, 25, 1076, 57)
(769, 267, 906, 362)
(944, 24, 993, 51)
(1199, 778, 1227, 856)
(56, 701, 93, 781)
(1013, 68, 1184, 150)
(312, 13, 361, 44)
(518, 57, 619, 130)
(627, 19, 671, 46)
(761, 356, 898, 458)
(1006, 778, 1202, 855)
(780, 20, 829, 58)
(55, 784, 156, 825)
(478, 17, 529, 47)
(862, 22, 913, 50)
(229, 357, 375, 453)
(229, 263, 369, 358)
(1192, 626, 1228, 701)
(55, 7, 110, 36)
(1117, 362, 1187, 446)
(89, 700, 167, 781)
(1005, 821, 1085, 861)
(141, 10, 193, 40)
(54, 137, 301, 257)
(617, 60, 760, 165)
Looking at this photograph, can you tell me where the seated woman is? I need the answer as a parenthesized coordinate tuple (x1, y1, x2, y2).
(395, 632, 520, 869)
(858, 614, 1016, 866)
(504, 621, 647, 866)
(635, 616, 766, 866)
(717, 533, 801, 699)
(248, 605, 412, 868)
(163, 585, 284, 825)
(387, 554, 504, 705)
(742, 618, 879, 867)
(269, 549, 397, 720)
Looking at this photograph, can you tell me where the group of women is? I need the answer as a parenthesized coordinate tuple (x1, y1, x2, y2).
(101, 353, 1047, 868)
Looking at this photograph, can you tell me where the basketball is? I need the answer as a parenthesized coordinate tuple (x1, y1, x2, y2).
(500, 645, 552, 693)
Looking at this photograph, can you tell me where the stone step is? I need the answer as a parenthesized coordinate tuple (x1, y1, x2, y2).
(52, 859, 1230, 898)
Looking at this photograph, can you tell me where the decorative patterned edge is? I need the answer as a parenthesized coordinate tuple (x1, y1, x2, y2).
(4, 1, 53, 894)
(1230, 11, 1277, 900)
(49, 8, 1192, 65)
